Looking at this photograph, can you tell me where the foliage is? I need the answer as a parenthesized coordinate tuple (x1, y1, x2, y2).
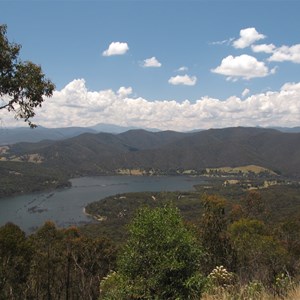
(199, 194, 236, 272)
(27, 222, 116, 299)
(276, 218, 300, 273)
(241, 190, 269, 220)
(0, 221, 116, 299)
(0, 24, 55, 127)
(274, 272, 295, 297)
(2, 185, 300, 298)
(0, 223, 32, 299)
(100, 271, 150, 299)
(228, 218, 287, 284)
(101, 205, 206, 299)
(242, 280, 265, 299)
(84, 191, 203, 243)
(82, 183, 300, 245)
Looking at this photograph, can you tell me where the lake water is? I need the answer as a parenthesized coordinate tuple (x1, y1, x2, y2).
(0, 175, 204, 233)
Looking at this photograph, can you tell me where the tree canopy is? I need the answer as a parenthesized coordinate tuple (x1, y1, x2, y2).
(100, 205, 206, 299)
(0, 24, 55, 127)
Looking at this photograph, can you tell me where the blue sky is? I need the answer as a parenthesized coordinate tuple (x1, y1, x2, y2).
(1, 0, 300, 130)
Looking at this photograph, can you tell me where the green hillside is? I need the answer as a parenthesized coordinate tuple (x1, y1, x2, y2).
(1, 127, 300, 197)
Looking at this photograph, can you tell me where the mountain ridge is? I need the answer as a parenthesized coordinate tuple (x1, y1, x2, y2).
(1, 127, 300, 178)
(1, 124, 300, 146)
(0, 123, 160, 145)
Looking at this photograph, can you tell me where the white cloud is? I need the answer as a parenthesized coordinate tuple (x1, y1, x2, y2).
(242, 88, 250, 97)
(268, 44, 300, 63)
(233, 27, 266, 49)
(168, 74, 197, 86)
(177, 66, 188, 72)
(102, 42, 129, 56)
(2, 79, 300, 131)
(142, 57, 162, 67)
(211, 54, 271, 80)
(117, 87, 133, 97)
(251, 43, 276, 53)
(281, 82, 300, 92)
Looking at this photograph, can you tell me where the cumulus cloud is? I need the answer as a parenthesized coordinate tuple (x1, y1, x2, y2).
(117, 86, 133, 97)
(142, 57, 162, 67)
(102, 42, 129, 56)
(211, 54, 272, 80)
(268, 44, 300, 63)
(1, 79, 300, 131)
(281, 82, 300, 92)
(168, 74, 197, 86)
(251, 43, 276, 54)
(233, 27, 266, 49)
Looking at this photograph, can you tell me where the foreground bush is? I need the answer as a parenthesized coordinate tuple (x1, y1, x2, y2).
(100, 205, 206, 299)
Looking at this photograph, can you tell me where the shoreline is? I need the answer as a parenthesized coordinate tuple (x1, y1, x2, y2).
(83, 207, 107, 222)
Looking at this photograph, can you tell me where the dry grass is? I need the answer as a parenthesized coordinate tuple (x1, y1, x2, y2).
(201, 285, 300, 300)
(206, 165, 276, 175)
(285, 286, 300, 300)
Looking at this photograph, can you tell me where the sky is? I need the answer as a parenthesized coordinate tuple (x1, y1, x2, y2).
(0, 0, 300, 131)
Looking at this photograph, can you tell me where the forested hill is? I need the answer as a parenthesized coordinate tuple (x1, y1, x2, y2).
(1, 127, 300, 178)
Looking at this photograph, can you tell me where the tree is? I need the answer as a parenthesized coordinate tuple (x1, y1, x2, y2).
(65, 231, 116, 299)
(228, 218, 287, 284)
(27, 221, 62, 299)
(199, 194, 236, 272)
(0, 223, 32, 299)
(26, 222, 116, 299)
(0, 24, 55, 127)
(100, 205, 206, 299)
(241, 191, 269, 221)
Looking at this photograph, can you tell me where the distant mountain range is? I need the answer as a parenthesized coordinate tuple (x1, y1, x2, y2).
(0, 123, 160, 145)
(267, 126, 300, 133)
(2, 127, 300, 178)
(1, 124, 300, 146)
(0, 126, 96, 145)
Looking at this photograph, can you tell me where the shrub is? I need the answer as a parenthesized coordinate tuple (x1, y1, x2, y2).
(101, 205, 206, 299)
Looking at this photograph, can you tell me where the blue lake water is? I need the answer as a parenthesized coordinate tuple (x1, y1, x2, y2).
(0, 175, 204, 233)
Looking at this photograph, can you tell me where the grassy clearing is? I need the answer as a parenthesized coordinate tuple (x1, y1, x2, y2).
(205, 165, 277, 175)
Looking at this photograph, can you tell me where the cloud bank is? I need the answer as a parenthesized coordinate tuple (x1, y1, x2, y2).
(2, 79, 299, 131)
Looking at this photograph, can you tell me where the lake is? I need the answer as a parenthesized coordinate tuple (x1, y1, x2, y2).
(0, 175, 204, 233)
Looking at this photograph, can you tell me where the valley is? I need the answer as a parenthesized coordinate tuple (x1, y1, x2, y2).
(1, 126, 300, 198)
